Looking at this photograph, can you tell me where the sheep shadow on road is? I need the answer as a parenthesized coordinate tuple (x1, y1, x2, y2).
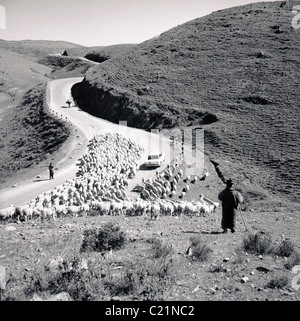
(139, 164, 159, 171)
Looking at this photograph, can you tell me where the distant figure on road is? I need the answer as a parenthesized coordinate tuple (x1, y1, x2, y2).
(49, 163, 54, 180)
(218, 179, 243, 233)
(66, 99, 71, 108)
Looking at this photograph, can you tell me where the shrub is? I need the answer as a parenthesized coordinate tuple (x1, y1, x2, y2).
(242, 231, 273, 255)
(190, 236, 212, 262)
(80, 222, 126, 253)
(266, 276, 288, 289)
(150, 238, 174, 259)
(80, 228, 99, 252)
(103, 238, 175, 300)
(23, 255, 107, 301)
(273, 240, 296, 258)
(130, 256, 174, 300)
(104, 256, 175, 300)
(284, 251, 300, 270)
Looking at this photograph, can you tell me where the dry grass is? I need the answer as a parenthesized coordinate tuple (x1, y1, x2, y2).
(0, 84, 70, 185)
(189, 236, 213, 262)
(0, 209, 300, 301)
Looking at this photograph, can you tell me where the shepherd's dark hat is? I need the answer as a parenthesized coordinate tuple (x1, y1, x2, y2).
(226, 179, 234, 187)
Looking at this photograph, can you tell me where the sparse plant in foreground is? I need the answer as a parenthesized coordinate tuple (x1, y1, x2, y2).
(242, 231, 273, 255)
(190, 236, 212, 262)
(80, 222, 126, 253)
(7, 251, 174, 301)
(273, 240, 296, 258)
(284, 251, 300, 270)
(150, 238, 174, 259)
(266, 276, 288, 289)
(104, 256, 175, 300)
(22, 255, 107, 301)
(104, 239, 175, 300)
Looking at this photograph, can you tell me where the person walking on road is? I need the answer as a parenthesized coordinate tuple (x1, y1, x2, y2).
(49, 163, 54, 180)
(218, 179, 243, 233)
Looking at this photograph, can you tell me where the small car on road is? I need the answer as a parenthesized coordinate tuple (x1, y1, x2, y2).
(144, 152, 165, 168)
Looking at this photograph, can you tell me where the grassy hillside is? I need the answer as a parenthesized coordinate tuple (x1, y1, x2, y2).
(0, 40, 95, 186)
(0, 83, 70, 186)
(0, 48, 52, 104)
(72, 1, 300, 206)
(0, 39, 84, 60)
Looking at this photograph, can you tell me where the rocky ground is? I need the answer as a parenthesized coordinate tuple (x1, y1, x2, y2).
(1, 177, 299, 301)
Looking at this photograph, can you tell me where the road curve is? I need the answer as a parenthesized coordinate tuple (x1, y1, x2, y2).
(0, 77, 171, 209)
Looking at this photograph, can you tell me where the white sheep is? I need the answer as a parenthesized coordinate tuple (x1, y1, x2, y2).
(67, 205, 81, 217)
(54, 205, 68, 217)
(110, 201, 123, 215)
(150, 202, 160, 220)
(0, 205, 15, 220)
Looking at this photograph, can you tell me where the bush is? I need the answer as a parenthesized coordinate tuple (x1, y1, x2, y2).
(273, 240, 296, 258)
(103, 239, 175, 300)
(23, 255, 107, 301)
(19, 252, 174, 301)
(150, 238, 174, 259)
(242, 231, 273, 255)
(284, 251, 300, 270)
(266, 276, 288, 289)
(190, 236, 212, 262)
(80, 228, 99, 252)
(104, 255, 175, 300)
(80, 222, 126, 253)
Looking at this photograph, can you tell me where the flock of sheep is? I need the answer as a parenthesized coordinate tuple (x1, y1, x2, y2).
(0, 132, 218, 222)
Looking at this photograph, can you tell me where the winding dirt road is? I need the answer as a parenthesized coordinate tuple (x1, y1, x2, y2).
(0, 77, 171, 209)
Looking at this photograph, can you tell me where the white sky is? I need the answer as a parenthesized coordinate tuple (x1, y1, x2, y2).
(0, 0, 270, 47)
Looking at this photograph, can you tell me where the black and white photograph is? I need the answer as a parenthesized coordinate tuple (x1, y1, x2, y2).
(0, 0, 299, 308)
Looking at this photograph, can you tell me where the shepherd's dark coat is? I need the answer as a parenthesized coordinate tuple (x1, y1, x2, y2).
(49, 164, 54, 180)
(218, 187, 243, 230)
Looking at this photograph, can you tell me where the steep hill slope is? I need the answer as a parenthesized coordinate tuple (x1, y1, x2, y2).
(0, 83, 70, 186)
(72, 1, 300, 206)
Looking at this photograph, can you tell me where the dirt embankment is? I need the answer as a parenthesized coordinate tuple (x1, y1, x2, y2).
(71, 79, 218, 129)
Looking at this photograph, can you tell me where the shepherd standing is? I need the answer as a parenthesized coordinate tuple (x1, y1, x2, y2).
(218, 179, 243, 233)
(49, 163, 54, 180)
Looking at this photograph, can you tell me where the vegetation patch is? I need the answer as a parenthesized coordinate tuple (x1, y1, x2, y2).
(38, 55, 83, 71)
(266, 276, 289, 289)
(23, 255, 106, 301)
(147, 238, 174, 259)
(242, 231, 299, 263)
(0, 83, 70, 184)
(189, 236, 212, 262)
(242, 231, 273, 255)
(80, 222, 126, 253)
(3, 226, 175, 301)
(273, 240, 296, 258)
